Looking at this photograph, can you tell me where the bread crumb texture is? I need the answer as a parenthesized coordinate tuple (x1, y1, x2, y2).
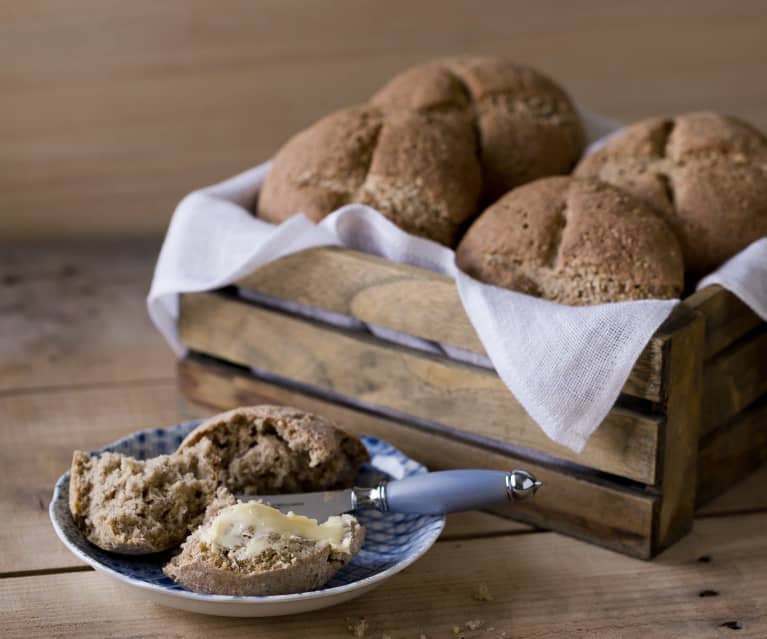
(69, 405, 369, 555)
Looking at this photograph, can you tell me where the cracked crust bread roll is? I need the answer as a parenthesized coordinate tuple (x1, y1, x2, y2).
(258, 57, 584, 246)
(575, 111, 767, 274)
(164, 491, 364, 596)
(455, 176, 684, 305)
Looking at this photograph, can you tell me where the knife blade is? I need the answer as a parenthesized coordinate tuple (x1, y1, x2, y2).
(240, 469, 541, 520)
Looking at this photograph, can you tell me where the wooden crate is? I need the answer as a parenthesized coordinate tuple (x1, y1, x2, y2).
(176, 246, 767, 559)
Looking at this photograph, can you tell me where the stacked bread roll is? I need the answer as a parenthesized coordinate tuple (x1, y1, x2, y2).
(257, 57, 767, 305)
(258, 57, 585, 246)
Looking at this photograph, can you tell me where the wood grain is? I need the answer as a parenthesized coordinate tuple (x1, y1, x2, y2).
(653, 309, 704, 553)
(701, 326, 767, 434)
(4, 2, 767, 240)
(179, 356, 659, 558)
(4, 513, 767, 638)
(179, 292, 663, 484)
(699, 465, 767, 516)
(686, 285, 764, 360)
(0, 240, 174, 392)
(238, 247, 668, 401)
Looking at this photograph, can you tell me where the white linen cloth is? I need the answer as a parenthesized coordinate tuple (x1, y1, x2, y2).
(148, 115, 767, 453)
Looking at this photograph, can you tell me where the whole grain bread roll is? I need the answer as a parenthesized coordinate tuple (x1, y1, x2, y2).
(69, 405, 370, 554)
(258, 57, 584, 245)
(455, 176, 685, 305)
(177, 405, 371, 495)
(69, 439, 221, 554)
(163, 492, 364, 596)
(575, 111, 767, 274)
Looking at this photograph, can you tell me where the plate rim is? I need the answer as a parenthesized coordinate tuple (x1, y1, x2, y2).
(49, 422, 446, 606)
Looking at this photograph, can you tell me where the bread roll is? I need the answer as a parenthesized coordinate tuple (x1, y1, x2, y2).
(456, 176, 685, 305)
(68, 439, 221, 554)
(69, 405, 370, 554)
(259, 57, 584, 245)
(164, 494, 364, 596)
(178, 405, 371, 495)
(575, 111, 767, 274)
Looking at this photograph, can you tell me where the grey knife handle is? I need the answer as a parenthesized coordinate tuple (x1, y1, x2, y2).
(367, 469, 541, 515)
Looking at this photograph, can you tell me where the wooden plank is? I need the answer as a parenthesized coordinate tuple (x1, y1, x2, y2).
(696, 396, 767, 508)
(4, 513, 767, 638)
(4, 2, 767, 241)
(237, 247, 667, 402)
(686, 285, 763, 360)
(0, 240, 175, 392)
(653, 310, 704, 554)
(0, 382, 208, 574)
(179, 292, 663, 485)
(180, 356, 658, 558)
(701, 326, 767, 434)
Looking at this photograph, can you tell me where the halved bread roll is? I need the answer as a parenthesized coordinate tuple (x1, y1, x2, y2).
(68, 439, 221, 554)
(177, 405, 371, 495)
(164, 491, 364, 596)
(69, 405, 370, 554)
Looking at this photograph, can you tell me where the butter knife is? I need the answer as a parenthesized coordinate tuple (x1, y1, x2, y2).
(247, 470, 541, 520)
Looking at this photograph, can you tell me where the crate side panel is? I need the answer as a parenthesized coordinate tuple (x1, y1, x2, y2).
(179, 292, 661, 484)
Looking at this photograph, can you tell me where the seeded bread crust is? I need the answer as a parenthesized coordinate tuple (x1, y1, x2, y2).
(68, 439, 221, 554)
(258, 57, 584, 245)
(177, 405, 371, 495)
(456, 176, 685, 305)
(163, 500, 364, 596)
(575, 111, 767, 274)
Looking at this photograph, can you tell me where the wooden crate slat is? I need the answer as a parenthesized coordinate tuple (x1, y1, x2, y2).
(686, 284, 763, 359)
(701, 325, 767, 435)
(697, 395, 767, 507)
(180, 292, 662, 485)
(237, 247, 666, 402)
(652, 309, 705, 554)
(178, 356, 658, 558)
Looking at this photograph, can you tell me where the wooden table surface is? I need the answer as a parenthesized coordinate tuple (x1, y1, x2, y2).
(1, 241, 766, 638)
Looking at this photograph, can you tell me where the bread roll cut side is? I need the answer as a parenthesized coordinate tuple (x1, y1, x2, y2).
(68, 439, 221, 554)
(163, 502, 365, 596)
(178, 405, 371, 495)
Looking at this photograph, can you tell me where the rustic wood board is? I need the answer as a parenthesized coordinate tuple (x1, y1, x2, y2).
(653, 310, 704, 553)
(4, 513, 767, 638)
(0, 240, 175, 392)
(180, 292, 663, 485)
(180, 356, 659, 558)
(237, 247, 667, 402)
(686, 285, 764, 360)
(701, 326, 767, 434)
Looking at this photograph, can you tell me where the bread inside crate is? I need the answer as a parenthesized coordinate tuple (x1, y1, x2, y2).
(177, 246, 767, 558)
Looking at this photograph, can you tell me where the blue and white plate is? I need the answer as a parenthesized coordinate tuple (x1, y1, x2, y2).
(49, 420, 445, 617)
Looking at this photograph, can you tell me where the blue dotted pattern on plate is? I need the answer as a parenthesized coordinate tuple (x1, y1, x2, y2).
(50, 420, 444, 598)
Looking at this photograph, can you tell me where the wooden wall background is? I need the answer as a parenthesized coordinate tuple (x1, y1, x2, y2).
(2, 1, 767, 240)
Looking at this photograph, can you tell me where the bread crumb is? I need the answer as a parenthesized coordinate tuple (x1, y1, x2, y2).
(471, 582, 494, 602)
(346, 617, 368, 637)
(465, 619, 484, 631)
